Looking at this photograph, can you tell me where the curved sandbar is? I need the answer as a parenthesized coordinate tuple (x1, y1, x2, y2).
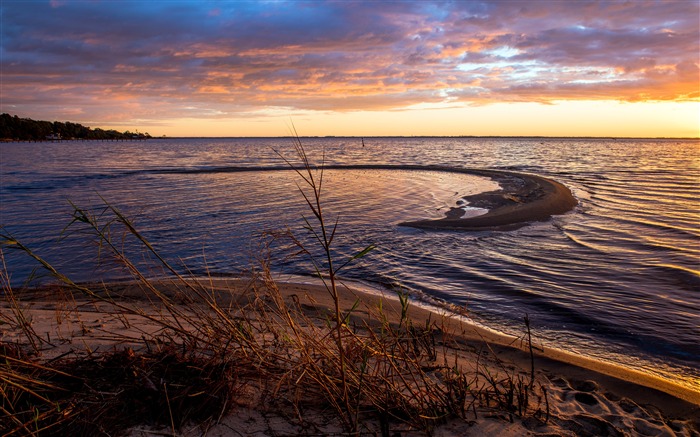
(154, 164, 577, 230)
(399, 168, 578, 230)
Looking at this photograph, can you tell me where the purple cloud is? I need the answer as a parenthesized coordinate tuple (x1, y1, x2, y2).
(1, 0, 697, 126)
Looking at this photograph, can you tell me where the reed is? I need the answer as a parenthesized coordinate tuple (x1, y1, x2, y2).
(0, 139, 549, 435)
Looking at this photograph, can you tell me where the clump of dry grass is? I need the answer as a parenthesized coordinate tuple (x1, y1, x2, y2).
(55, 344, 243, 434)
(0, 342, 73, 436)
(0, 343, 244, 436)
(0, 139, 550, 435)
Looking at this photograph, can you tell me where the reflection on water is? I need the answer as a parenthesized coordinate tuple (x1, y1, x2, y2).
(1, 137, 699, 392)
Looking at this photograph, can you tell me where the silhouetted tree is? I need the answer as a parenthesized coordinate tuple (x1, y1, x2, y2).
(0, 113, 151, 141)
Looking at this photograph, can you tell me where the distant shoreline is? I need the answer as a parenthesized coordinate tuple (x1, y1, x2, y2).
(1, 137, 150, 143)
(4, 136, 697, 142)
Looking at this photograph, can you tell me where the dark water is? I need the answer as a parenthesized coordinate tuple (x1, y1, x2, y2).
(1, 137, 698, 391)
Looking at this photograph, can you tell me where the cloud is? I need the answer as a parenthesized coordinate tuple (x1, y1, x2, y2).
(1, 1, 697, 126)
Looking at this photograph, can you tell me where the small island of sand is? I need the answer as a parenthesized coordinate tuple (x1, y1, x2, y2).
(400, 169, 578, 230)
(154, 164, 578, 232)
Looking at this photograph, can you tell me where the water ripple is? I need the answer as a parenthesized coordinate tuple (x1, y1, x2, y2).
(2, 137, 699, 392)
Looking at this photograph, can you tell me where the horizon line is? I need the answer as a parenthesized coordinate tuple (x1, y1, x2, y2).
(153, 135, 699, 140)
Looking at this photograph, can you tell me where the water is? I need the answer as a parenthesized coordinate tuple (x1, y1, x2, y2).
(1, 137, 698, 392)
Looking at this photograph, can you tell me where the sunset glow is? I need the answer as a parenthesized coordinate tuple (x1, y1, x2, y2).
(2, 1, 698, 137)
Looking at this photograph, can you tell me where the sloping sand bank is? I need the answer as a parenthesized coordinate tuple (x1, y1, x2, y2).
(399, 169, 578, 230)
(3, 278, 697, 436)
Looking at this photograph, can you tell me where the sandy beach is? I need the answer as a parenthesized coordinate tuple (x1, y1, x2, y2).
(2, 277, 698, 436)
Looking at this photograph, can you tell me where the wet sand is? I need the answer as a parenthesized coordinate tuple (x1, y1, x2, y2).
(400, 169, 578, 230)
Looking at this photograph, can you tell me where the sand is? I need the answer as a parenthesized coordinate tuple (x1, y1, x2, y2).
(400, 169, 578, 230)
(3, 278, 698, 436)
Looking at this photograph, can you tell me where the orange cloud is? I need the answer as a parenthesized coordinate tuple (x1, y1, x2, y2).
(1, 1, 697, 135)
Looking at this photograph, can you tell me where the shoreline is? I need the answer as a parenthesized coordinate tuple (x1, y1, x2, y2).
(281, 274, 700, 404)
(280, 277, 700, 408)
(8, 277, 699, 406)
(4, 277, 698, 435)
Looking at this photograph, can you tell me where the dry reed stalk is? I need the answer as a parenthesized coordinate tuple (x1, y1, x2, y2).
(0, 249, 42, 353)
(0, 138, 554, 435)
(274, 133, 354, 424)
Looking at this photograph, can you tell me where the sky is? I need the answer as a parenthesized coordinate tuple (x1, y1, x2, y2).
(1, 1, 699, 137)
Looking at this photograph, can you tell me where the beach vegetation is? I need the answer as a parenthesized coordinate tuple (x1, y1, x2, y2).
(0, 140, 552, 435)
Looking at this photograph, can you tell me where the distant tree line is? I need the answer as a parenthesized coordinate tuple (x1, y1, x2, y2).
(0, 113, 151, 141)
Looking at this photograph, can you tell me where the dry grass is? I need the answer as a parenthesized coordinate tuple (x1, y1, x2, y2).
(0, 140, 550, 436)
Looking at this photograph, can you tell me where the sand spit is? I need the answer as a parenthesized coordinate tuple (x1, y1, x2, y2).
(399, 169, 578, 230)
(151, 163, 578, 230)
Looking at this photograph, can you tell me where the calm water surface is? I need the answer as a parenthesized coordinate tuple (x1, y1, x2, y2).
(1, 137, 698, 391)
